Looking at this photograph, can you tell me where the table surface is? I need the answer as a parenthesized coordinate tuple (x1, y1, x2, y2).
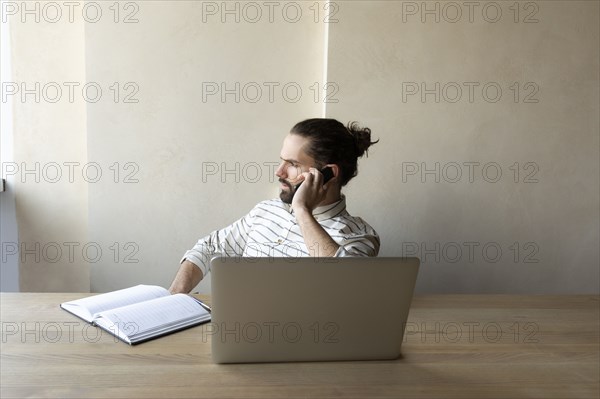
(1, 293, 598, 399)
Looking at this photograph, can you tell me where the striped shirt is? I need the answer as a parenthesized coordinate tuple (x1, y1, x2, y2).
(181, 195, 380, 276)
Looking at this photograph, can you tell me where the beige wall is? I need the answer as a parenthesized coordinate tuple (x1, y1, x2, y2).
(83, 1, 327, 292)
(327, 0, 599, 293)
(6, 7, 89, 292)
(4, 1, 598, 294)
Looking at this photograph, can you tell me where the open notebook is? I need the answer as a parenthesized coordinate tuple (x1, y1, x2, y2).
(60, 285, 211, 345)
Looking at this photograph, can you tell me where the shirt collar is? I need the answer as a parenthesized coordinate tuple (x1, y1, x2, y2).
(313, 195, 346, 221)
(285, 195, 346, 222)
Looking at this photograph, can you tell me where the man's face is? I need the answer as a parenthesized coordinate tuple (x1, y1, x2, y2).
(276, 134, 315, 204)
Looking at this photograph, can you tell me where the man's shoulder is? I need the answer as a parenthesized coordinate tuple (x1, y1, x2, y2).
(333, 211, 379, 238)
(249, 198, 290, 214)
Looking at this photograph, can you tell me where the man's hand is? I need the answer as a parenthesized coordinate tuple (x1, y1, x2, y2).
(290, 168, 340, 257)
(291, 168, 329, 214)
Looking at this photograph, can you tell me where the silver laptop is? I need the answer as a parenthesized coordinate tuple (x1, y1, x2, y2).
(209, 256, 420, 363)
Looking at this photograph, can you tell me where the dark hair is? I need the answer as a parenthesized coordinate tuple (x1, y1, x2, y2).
(290, 118, 378, 186)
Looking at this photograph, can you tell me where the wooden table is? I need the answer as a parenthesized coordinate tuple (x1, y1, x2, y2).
(1, 293, 598, 398)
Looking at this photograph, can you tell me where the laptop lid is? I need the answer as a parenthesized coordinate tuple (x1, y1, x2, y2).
(209, 256, 420, 363)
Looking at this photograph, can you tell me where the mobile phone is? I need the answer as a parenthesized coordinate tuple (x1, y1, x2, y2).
(294, 167, 334, 189)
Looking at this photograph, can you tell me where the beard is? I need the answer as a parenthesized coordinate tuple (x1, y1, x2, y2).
(279, 178, 296, 204)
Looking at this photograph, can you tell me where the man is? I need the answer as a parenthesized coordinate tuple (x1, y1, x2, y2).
(169, 118, 380, 294)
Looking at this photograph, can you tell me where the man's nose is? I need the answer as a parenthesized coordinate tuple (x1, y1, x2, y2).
(275, 162, 286, 178)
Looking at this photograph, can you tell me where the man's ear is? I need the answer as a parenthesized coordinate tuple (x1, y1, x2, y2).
(326, 164, 341, 183)
(333, 164, 341, 179)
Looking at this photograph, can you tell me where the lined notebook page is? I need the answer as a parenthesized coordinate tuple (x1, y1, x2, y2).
(62, 285, 169, 320)
(95, 294, 208, 335)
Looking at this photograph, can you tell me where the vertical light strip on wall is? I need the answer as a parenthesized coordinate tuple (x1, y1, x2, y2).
(0, 2, 20, 291)
(321, 0, 330, 118)
(0, 5, 13, 186)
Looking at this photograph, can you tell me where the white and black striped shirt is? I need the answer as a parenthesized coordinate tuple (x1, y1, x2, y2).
(181, 196, 380, 276)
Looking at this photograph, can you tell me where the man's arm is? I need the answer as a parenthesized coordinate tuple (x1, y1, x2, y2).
(169, 259, 203, 294)
(292, 168, 341, 257)
(169, 205, 256, 294)
(295, 208, 340, 257)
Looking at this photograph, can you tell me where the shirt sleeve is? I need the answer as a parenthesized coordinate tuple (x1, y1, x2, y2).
(334, 235, 380, 257)
(334, 223, 380, 257)
(180, 209, 254, 276)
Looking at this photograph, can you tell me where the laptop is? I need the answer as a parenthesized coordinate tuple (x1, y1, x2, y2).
(208, 256, 420, 363)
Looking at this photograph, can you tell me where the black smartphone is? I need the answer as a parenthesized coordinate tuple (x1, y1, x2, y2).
(294, 167, 334, 190)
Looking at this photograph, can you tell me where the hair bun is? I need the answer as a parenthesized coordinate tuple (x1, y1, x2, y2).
(347, 121, 379, 158)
